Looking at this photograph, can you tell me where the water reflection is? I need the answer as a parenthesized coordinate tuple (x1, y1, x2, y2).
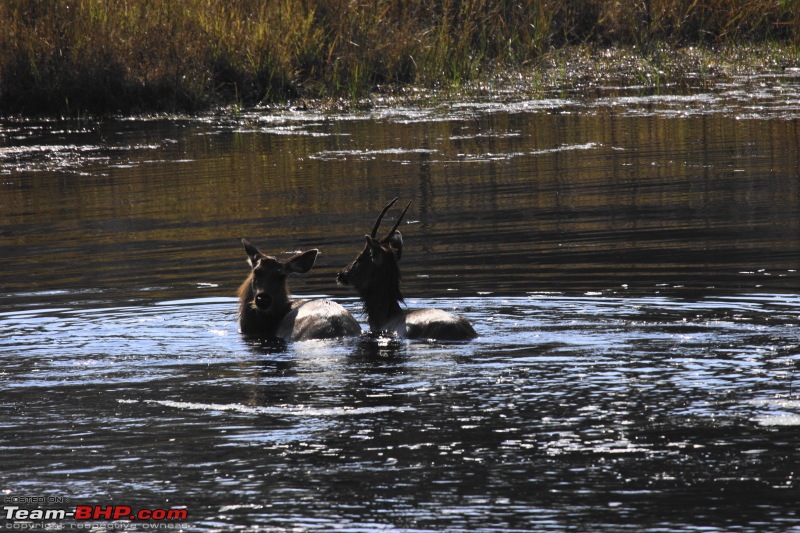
(2, 76, 800, 299)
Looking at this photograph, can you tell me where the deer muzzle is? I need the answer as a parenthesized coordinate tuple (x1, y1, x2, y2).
(254, 292, 273, 310)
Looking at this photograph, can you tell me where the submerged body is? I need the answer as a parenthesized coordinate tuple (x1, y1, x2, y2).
(376, 307, 478, 341)
(337, 198, 477, 341)
(238, 239, 361, 341)
(238, 295, 361, 341)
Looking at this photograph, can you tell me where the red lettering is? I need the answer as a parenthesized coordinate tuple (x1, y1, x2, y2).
(113, 506, 132, 520)
(94, 506, 113, 520)
(167, 509, 188, 520)
(72, 504, 188, 522)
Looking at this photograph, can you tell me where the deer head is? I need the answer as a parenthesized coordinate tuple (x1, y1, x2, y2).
(337, 197, 410, 294)
(241, 238, 318, 316)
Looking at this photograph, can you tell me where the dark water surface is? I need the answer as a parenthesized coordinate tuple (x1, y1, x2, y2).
(2, 72, 800, 532)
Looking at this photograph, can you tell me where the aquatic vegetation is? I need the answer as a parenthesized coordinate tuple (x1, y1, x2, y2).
(0, 0, 797, 116)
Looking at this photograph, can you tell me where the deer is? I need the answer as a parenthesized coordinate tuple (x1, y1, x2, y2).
(337, 198, 478, 341)
(238, 238, 362, 341)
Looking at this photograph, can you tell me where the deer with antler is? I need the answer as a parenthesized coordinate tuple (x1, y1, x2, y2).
(239, 238, 362, 341)
(337, 198, 477, 341)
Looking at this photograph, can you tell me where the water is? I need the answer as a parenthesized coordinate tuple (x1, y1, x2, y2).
(2, 72, 800, 531)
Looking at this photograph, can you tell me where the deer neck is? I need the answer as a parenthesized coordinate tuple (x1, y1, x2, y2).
(362, 295, 403, 331)
(359, 267, 404, 332)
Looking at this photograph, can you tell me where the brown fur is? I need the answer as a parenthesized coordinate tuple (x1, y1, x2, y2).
(238, 239, 361, 340)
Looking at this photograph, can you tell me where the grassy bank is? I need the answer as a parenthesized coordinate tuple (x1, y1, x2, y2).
(1, 0, 798, 116)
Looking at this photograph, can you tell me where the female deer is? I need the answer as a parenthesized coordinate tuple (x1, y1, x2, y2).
(337, 199, 477, 341)
(238, 238, 362, 340)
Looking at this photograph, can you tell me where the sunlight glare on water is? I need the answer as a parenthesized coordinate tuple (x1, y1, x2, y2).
(1, 292, 799, 531)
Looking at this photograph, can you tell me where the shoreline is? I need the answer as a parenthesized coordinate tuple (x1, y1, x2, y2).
(1, 43, 798, 120)
(232, 44, 800, 118)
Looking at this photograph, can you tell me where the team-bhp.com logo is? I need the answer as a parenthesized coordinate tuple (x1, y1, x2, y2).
(3, 503, 188, 525)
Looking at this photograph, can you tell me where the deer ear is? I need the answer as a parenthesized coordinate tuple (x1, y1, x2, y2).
(242, 238, 261, 267)
(386, 231, 403, 261)
(286, 249, 318, 274)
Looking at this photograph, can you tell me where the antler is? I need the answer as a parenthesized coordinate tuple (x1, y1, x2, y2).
(384, 200, 411, 241)
(371, 197, 399, 238)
